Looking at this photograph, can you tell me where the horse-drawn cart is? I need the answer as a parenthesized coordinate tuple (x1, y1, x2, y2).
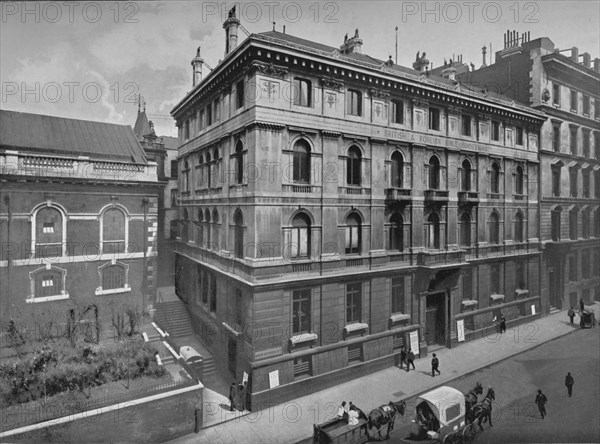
(401, 386, 478, 444)
(313, 416, 369, 444)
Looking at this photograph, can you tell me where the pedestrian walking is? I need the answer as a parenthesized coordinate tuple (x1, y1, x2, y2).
(499, 315, 506, 334)
(579, 298, 585, 312)
(407, 349, 416, 372)
(565, 372, 574, 397)
(567, 307, 575, 324)
(229, 382, 237, 411)
(431, 353, 441, 377)
(399, 345, 407, 370)
(535, 389, 548, 419)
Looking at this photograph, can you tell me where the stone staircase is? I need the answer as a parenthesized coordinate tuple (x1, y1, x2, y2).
(154, 300, 194, 337)
(549, 305, 561, 315)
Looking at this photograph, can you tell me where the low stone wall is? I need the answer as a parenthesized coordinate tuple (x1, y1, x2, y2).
(1, 382, 203, 443)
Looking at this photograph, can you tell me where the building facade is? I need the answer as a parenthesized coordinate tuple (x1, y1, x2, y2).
(171, 12, 546, 406)
(0, 110, 160, 331)
(459, 32, 600, 312)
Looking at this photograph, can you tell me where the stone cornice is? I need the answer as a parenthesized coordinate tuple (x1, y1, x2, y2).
(250, 60, 288, 79)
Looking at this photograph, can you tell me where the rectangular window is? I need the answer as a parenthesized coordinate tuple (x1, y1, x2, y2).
(346, 282, 362, 323)
(553, 125, 561, 151)
(236, 80, 244, 109)
(206, 105, 212, 126)
(462, 115, 472, 136)
(462, 268, 473, 301)
(290, 226, 309, 258)
(552, 167, 561, 197)
(213, 99, 220, 122)
(570, 169, 578, 197)
(345, 225, 360, 254)
(198, 109, 204, 132)
(570, 127, 578, 155)
(516, 261, 526, 289)
(347, 89, 362, 116)
(491, 121, 500, 141)
(569, 256, 577, 282)
(571, 89, 578, 112)
(490, 263, 500, 294)
(293, 78, 312, 107)
(392, 100, 404, 124)
(582, 251, 590, 278)
(171, 160, 178, 179)
(429, 107, 440, 131)
(292, 289, 311, 335)
(570, 211, 578, 239)
(582, 131, 590, 157)
(552, 83, 560, 105)
(184, 120, 190, 140)
(516, 127, 524, 145)
(583, 96, 590, 115)
(583, 170, 590, 197)
(36, 273, 60, 298)
(391, 277, 405, 314)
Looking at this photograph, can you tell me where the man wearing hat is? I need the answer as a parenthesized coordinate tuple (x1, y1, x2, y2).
(431, 353, 441, 377)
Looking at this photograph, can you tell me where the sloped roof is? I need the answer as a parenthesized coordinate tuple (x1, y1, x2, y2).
(0, 110, 147, 163)
(133, 109, 153, 139)
(161, 136, 180, 151)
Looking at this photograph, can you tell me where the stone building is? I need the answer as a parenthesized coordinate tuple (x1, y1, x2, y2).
(458, 32, 600, 312)
(170, 11, 546, 406)
(0, 110, 160, 330)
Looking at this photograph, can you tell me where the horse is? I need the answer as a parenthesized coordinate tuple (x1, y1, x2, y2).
(473, 386, 496, 431)
(464, 382, 483, 424)
(367, 400, 406, 441)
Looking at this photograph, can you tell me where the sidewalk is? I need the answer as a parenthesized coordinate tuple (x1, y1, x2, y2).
(171, 303, 599, 444)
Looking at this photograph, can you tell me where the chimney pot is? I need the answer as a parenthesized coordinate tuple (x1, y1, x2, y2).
(571, 47, 579, 62)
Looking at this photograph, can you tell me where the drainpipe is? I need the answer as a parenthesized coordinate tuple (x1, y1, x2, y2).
(142, 197, 149, 319)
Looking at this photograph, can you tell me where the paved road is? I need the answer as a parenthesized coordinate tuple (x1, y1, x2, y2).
(387, 328, 599, 443)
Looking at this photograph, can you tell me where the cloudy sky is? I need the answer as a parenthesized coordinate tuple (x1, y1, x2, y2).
(1, 1, 599, 137)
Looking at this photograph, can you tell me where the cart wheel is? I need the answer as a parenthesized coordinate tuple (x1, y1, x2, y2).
(462, 423, 477, 443)
(442, 432, 458, 444)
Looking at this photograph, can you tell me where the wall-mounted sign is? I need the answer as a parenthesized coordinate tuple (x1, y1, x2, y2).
(457, 319, 465, 343)
(409, 330, 420, 354)
(268, 370, 279, 389)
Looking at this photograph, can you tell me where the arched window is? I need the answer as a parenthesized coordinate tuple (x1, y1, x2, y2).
(514, 211, 524, 243)
(29, 265, 68, 300)
(234, 210, 244, 259)
(489, 211, 500, 244)
(345, 213, 362, 254)
(389, 213, 404, 251)
(98, 262, 129, 293)
(461, 159, 472, 192)
(551, 207, 562, 241)
(196, 209, 203, 245)
(515, 165, 524, 195)
(204, 209, 211, 248)
(212, 209, 219, 250)
(197, 153, 204, 188)
(460, 212, 471, 246)
(103, 207, 126, 253)
(291, 213, 311, 258)
(594, 208, 600, 237)
(347, 146, 362, 186)
(425, 212, 440, 249)
(213, 148, 221, 187)
(235, 141, 244, 185)
(428, 156, 440, 190)
(293, 139, 311, 184)
(582, 208, 590, 239)
(490, 162, 500, 194)
(35, 206, 64, 258)
(181, 209, 189, 243)
(391, 151, 404, 188)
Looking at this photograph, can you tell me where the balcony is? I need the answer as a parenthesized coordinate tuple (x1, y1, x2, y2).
(416, 249, 465, 267)
(457, 191, 479, 206)
(283, 184, 315, 193)
(385, 188, 412, 202)
(338, 186, 371, 195)
(424, 189, 449, 203)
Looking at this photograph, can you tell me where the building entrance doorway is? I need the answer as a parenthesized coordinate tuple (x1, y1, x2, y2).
(549, 268, 562, 309)
(228, 337, 237, 375)
(425, 292, 447, 346)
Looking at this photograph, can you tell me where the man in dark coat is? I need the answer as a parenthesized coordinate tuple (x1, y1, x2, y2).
(499, 315, 506, 334)
(535, 389, 548, 419)
(431, 353, 441, 376)
(399, 345, 407, 370)
(565, 372, 574, 397)
(579, 298, 585, 312)
(229, 382, 237, 411)
(567, 307, 575, 324)
(406, 349, 416, 372)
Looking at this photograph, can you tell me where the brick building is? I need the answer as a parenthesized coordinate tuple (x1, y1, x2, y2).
(170, 11, 546, 406)
(0, 110, 160, 331)
(458, 32, 600, 312)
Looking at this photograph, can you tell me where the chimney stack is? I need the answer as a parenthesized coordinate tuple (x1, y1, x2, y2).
(339, 28, 363, 54)
(571, 47, 579, 62)
(191, 47, 204, 86)
(594, 58, 600, 73)
(582, 52, 591, 68)
(223, 6, 240, 56)
(481, 45, 487, 68)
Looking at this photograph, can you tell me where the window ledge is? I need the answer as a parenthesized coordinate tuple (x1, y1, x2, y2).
(344, 323, 368, 335)
(390, 313, 410, 323)
(290, 332, 318, 344)
(490, 294, 505, 303)
(515, 289, 529, 298)
(461, 299, 478, 308)
(95, 286, 131, 296)
(27, 293, 70, 303)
